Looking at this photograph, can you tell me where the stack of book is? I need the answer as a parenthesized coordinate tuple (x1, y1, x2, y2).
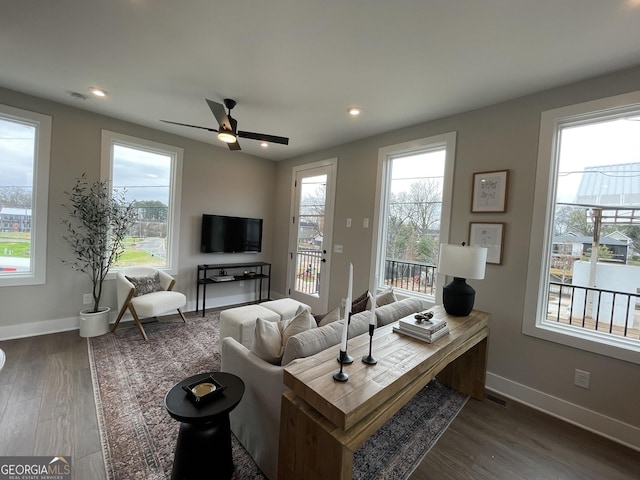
(392, 311, 449, 343)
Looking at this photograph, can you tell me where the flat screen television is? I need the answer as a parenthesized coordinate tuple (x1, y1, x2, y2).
(201, 214, 263, 253)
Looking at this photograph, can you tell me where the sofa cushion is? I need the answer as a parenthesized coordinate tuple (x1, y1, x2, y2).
(281, 297, 430, 365)
(251, 306, 316, 365)
(281, 308, 371, 366)
(260, 298, 311, 321)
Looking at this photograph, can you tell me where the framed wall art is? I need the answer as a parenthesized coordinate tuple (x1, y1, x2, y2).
(471, 169, 509, 213)
(469, 222, 505, 265)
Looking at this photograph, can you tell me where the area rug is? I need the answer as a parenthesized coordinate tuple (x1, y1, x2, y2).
(88, 312, 467, 480)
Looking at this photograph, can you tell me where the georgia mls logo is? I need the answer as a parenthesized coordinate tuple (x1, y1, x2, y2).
(0, 456, 72, 479)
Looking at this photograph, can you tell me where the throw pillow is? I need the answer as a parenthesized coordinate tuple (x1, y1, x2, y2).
(251, 306, 317, 365)
(351, 290, 369, 314)
(282, 306, 316, 347)
(316, 306, 342, 327)
(251, 317, 283, 365)
(125, 272, 163, 297)
(375, 287, 397, 307)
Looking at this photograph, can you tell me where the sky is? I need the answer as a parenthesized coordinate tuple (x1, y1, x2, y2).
(556, 117, 640, 202)
(0, 116, 171, 205)
(0, 118, 35, 192)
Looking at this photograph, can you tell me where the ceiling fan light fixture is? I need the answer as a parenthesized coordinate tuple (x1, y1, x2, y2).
(218, 129, 237, 143)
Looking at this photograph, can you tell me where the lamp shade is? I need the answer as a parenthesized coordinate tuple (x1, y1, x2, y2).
(438, 244, 487, 316)
(437, 244, 487, 279)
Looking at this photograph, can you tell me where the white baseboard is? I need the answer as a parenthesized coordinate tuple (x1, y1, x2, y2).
(0, 316, 80, 340)
(486, 371, 640, 452)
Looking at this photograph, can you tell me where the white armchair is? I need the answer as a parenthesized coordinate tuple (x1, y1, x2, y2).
(112, 267, 186, 340)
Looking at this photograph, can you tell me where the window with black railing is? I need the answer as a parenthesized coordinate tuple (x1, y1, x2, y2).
(526, 94, 640, 361)
(547, 281, 640, 340)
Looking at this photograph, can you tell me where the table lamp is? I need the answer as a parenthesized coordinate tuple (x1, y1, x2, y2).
(438, 243, 487, 316)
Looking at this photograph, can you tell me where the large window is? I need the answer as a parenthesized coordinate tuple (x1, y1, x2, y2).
(372, 132, 456, 301)
(0, 105, 51, 286)
(525, 91, 640, 364)
(101, 131, 183, 274)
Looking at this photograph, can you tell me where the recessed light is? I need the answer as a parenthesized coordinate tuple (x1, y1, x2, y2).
(260, 142, 269, 148)
(347, 106, 362, 116)
(89, 87, 108, 97)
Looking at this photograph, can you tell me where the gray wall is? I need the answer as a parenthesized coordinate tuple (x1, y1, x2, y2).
(1, 64, 639, 442)
(272, 66, 640, 431)
(0, 87, 276, 332)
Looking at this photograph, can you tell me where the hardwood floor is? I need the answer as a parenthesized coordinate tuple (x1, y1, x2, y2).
(1, 330, 639, 480)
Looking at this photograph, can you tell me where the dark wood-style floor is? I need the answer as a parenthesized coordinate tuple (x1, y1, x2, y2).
(1, 329, 639, 480)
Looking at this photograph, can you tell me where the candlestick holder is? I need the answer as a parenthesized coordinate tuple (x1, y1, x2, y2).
(362, 323, 377, 365)
(336, 312, 354, 364)
(333, 349, 349, 382)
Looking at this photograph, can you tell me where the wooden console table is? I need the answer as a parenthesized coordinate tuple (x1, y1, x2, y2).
(277, 306, 490, 480)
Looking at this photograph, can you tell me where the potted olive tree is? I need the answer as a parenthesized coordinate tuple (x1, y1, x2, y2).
(62, 174, 136, 337)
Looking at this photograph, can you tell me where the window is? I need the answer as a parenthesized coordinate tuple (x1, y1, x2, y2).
(0, 104, 51, 287)
(524, 91, 640, 364)
(101, 131, 183, 274)
(372, 132, 456, 301)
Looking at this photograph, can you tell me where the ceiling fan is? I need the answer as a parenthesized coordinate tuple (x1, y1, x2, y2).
(161, 98, 289, 151)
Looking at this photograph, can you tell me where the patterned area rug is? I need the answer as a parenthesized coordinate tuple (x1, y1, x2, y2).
(88, 312, 467, 480)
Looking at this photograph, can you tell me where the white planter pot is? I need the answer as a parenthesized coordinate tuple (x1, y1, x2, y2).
(79, 307, 111, 338)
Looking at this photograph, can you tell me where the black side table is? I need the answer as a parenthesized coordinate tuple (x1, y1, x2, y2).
(164, 372, 245, 480)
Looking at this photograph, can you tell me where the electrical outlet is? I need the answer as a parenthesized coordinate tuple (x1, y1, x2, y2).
(83, 293, 92, 305)
(239, 281, 244, 286)
(574, 369, 590, 389)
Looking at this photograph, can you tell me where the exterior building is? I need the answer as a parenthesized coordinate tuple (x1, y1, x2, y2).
(0, 207, 31, 232)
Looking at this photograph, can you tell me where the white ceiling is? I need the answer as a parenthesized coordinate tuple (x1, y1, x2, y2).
(2, 1, 640, 161)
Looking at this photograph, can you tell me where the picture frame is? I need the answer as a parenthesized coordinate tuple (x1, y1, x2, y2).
(469, 222, 505, 265)
(471, 170, 509, 213)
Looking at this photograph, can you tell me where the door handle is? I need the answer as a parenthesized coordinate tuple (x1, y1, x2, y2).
(321, 258, 326, 263)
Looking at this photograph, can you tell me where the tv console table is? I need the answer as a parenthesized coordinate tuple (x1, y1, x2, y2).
(196, 262, 271, 317)
(278, 306, 490, 480)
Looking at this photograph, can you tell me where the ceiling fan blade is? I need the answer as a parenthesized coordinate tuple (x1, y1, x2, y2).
(238, 130, 289, 145)
(206, 99, 232, 130)
(227, 140, 241, 151)
(160, 120, 218, 132)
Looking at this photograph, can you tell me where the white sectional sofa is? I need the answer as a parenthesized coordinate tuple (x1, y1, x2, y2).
(220, 296, 432, 480)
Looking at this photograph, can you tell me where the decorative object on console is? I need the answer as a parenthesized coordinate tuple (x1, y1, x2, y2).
(438, 243, 487, 316)
(362, 276, 378, 365)
(335, 263, 353, 381)
(393, 310, 449, 343)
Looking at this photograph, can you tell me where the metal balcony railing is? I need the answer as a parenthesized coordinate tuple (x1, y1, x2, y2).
(547, 281, 640, 339)
(293, 254, 438, 297)
(383, 259, 437, 295)
(294, 249, 323, 295)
